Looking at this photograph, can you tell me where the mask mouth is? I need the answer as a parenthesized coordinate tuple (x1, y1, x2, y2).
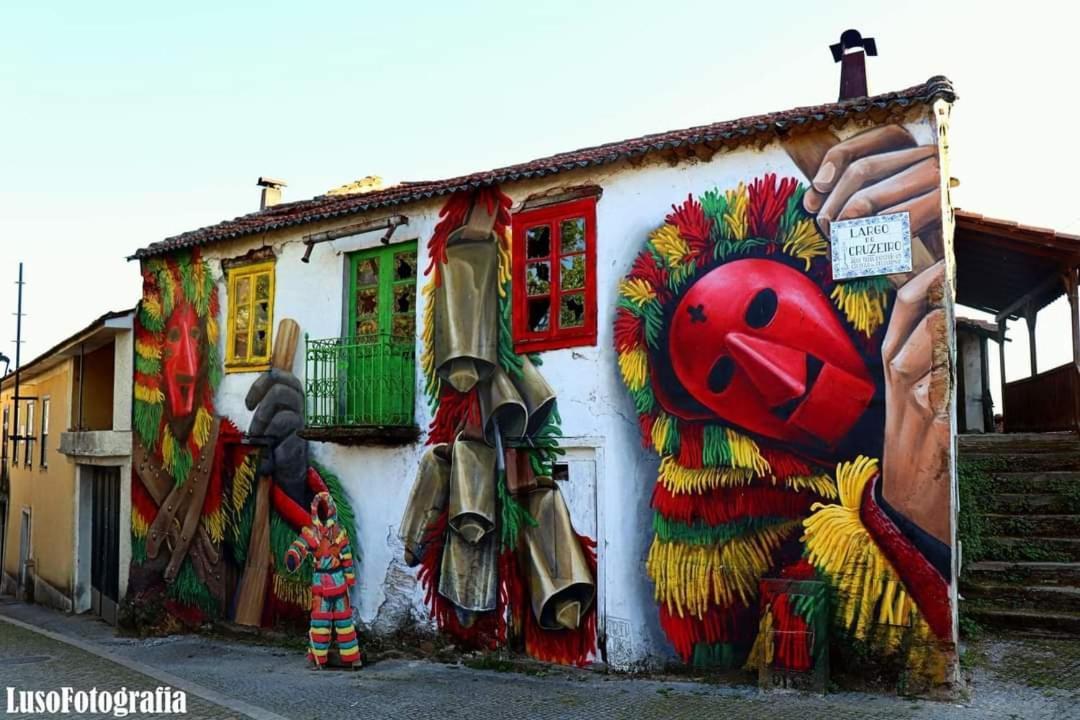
(771, 354, 823, 422)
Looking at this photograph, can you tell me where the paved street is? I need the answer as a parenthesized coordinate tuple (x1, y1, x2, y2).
(2, 598, 1079, 719)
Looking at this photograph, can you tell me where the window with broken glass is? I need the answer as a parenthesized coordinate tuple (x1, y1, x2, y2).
(226, 260, 275, 372)
(304, 241, 417, 428)
(512, 197, 598, 352)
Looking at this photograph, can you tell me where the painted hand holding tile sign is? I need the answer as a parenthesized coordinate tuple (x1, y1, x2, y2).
(400, 188, 598, 666)
(616, 123, 953, 682)
(127, 250, 358, 639)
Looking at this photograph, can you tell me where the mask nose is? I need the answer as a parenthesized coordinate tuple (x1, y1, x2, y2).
(726, 333, 807, 408)
(175, 324, 197, 378)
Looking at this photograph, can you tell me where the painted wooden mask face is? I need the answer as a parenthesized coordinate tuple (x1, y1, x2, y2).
(162, 302, 201, 419)
(668, 258, 874, 447)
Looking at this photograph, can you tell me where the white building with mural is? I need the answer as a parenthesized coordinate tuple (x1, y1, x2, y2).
(126, 73, 961, 686)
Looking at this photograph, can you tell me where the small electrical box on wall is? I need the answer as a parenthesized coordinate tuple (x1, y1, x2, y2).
(756, 578, 829, 694)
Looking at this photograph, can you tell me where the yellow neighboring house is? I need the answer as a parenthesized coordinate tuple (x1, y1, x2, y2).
(0, 309, 134, 624)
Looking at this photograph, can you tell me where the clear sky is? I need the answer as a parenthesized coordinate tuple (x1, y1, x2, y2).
(2, 0, 1077, 406)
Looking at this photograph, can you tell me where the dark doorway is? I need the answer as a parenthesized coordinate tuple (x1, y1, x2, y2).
(90, 466, 120, 625)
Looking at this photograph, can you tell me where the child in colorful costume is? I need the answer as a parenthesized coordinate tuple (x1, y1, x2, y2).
(285, 491, 362, 668)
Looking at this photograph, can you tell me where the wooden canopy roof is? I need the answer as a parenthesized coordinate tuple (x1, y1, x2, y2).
(955, 209, 1080, 320)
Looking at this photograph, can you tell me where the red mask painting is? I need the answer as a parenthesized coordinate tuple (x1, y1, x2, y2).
(668, 258, 874, 447)
(162, 303, 201, 419)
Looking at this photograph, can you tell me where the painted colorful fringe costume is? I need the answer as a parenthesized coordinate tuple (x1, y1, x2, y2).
(285, 491, 361, 667)
(615, 177, 951, 680)
(129, 249, 357, 628)
(399, 188, 598, 666)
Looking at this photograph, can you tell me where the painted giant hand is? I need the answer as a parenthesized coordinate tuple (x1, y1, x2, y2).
(128, 250, 356, 632)
(617, 124, 952, 682)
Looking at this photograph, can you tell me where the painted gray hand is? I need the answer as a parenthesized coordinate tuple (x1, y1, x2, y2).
(246, 367, 308, 507)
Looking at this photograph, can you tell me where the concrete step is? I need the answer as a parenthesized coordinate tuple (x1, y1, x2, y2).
(962, 453, 1080, 472)
(982, 537, 1080, 563)
(985, 493, 1079, 514)
(963, 605, 1080, 635)
(983, 471, 1080, 495)
(983, 514, 1080, 537)
(963, 561, 1080, 586)
(959, 432, 1080, 454)
(962, 582, 1080, 612)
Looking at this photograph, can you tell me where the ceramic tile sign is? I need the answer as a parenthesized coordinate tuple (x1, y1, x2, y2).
(830, 211, 912, 280)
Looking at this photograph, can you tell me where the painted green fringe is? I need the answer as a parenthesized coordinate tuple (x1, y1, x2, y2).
(498, 280, 525, 379)
(170, 445, 193, 487)
(616, 296, 663, 350)
(692, 642, 744, 669)
(497, 469, 537, 551)
(652, 514, 792, 546)
(702, 426, 733, 468)
(166, 557, 218, 617)
(271, 512, 313, 585)
(133, 401, 162, 452)
(526, 404, 565, 478)
(230, 483, 256, 569)
(314, 460, 358, 554)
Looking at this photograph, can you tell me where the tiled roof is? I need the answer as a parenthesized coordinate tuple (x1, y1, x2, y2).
(131, 76, 956, 260)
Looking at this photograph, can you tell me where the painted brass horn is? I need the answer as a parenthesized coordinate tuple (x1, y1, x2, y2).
(447, 434, 496, 544)
(522, 486, 596, 631)
(514, 355, 557, 436)
(479, 366, 528, 445)
(399, 443, 451, 567)
(433, 237, 500, 393)
(438, 527, 499, 613)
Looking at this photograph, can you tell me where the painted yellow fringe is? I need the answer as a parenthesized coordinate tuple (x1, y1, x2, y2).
(783, 218, 828, 270)
(135, 339, 161, 360)
(744, 603, 775, 670)
(830, 284, 886, 337)
(725, 429, 770, 475)
(723, 184, 749, 241)
(193, 407, 213, 449)
(497, 228, 512, 298)
(802, 456, 916, 641)
(647, 521, 800, 617)
(618, 348, 649, 393)
(650, 224, 691, 267)
(657, 456, 759, 494)
(273, 573, 312, 608)
(231, 454, 256, 513)
(134, 384, 164, 404)
(619, 277, 657, 306)
(420, 279, 438, 390)
(131, 509, 149, 539)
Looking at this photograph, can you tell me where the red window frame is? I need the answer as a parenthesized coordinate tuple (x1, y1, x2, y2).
(511, 197, 598, 353)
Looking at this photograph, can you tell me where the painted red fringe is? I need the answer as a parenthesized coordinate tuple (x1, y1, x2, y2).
(768, 593, 812, 672)
(638, 414, 655, 450)
(523, 534, 598, 667)
(676, 423, 703, 468)
(415, 512, 505, 650)
(426, 387, 480, 446)
(651, 483, 818, 525)
(202, 419, 240, 520)
(425, 188, 512, 286)
(131, 471, 159, 524)
(760, 448, 817, 480)
(666, 194, 713, 257)
(658, 602, 756, 663)
(628, 252, 670, 303)
(748, 174, 798, 241)
(614, 307, 645, 354)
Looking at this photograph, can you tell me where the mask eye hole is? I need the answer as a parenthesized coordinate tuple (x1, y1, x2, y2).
(745, 288, 777, 329)
(707, 356, 735, 394)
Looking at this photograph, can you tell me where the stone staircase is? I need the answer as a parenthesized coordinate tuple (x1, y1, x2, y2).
(959, 431, 1080, 634)
(960, 432, 1080, 634)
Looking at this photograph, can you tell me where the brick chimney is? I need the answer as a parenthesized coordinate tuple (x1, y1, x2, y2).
(830, 29, 877, 100)
(257, 176, 287, 210)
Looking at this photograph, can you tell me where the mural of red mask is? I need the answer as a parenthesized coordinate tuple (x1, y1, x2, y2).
(162, 302, 202, 419)
(668, 259, 874, 447)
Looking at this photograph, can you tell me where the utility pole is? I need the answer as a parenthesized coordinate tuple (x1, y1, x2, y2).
(11, 263, 23, 468)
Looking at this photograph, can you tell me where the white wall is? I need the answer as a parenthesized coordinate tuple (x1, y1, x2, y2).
(197, 111, 940, 667)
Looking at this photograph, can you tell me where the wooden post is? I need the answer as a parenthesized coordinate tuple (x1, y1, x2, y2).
(1066, 268, 1080, 370)
(998, 319, 1008, 431)
(234, 318, 301, 627)
(1024, 302, 1038, 378)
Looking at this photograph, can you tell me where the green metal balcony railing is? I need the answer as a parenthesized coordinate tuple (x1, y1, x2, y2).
(304, 334, 416, 427)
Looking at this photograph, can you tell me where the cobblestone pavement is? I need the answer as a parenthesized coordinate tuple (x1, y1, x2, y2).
(2, 598, 1079, 719)
(0, 620, 238, 719)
